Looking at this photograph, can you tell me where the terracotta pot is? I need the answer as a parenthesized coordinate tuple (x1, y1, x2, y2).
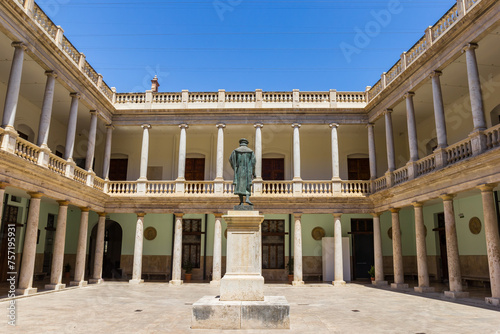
(288, 274, 294, 282)
(185, 273, 192, 282)
(64, 272, 71, 280)
(371, 277, 375, 281)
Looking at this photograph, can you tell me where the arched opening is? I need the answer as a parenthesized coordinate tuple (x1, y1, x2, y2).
(16, 124, 35, 142)
(490, 104, 500, 126)
(87, 220, 123, 280)
(347, 153, 370, 180)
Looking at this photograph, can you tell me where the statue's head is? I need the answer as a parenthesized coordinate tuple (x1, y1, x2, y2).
(239, 138, 249, 146)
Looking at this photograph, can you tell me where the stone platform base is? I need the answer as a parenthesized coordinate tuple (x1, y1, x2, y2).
(15, 287, 37, 296)
(192, 295, 290, 329)
(444, 291, 469, 298)
(372, 280, 388, 286)
(391, 283, 409, 289)
(70, 280, 88, 287)
(169, 280, 183, 286)
(485, 297, 500, 306)
(414, 286, 435, 293)
(129, 279, 144, 284)
(45, 283, 66, 291)
(89, 278, 103, 284)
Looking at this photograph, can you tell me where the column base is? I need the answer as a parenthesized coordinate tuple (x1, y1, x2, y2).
(372, 280, 388, 286)
(45, 283, 66, 291)
(391, 283, 409, 289)
(333, 280, 346, 287)
(129, 279, 144, 284)
(485, 297, 500, 306)
(16, 287, 37, 296)
(169, 280, 183, 286)
(89, 278, 103, 284)
(70, 281, 88, 287)
(210, 280, 221, 287)
(414, 286, 435, 293)
(292, 280, 304, 286)
(444, 291, 469, 298)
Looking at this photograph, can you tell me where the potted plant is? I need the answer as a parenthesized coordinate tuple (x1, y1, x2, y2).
(286, 258, 294, 283)
(183, 260, 193, 282)
(64, 263, 71, 280)
(368, 265, 375, 281)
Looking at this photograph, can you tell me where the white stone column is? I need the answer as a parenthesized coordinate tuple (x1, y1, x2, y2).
(384, 110, 396, 172)
(102, 124, 114, 180)
(390, 208, 408, 289)
(372, 213, 387, 285)
(430, 71, 448, 149)
(64, 93, 80, 162)
(253, 123, 264, 195)
(170, 213, 183, 285)
(404, 92, 419, 162)
(16, 192, 42, 296)
(210, 214, 222, 286)
(138, 124, 151, 181)
(463, 43, 486, 132)
(1, 42, 26, 153)
(478, 184, 500, 306)
(333, 213, 346, 286)
(292, 213, 304, 286)
(90, 213, 106, 284)
(413, 202, 434, 293)
(70, 207, 89, 287)
(330, 123, 340, 180)
(441, 194, 468, 298)
(367, 123, 377, 180)
(176, 124, 188, 193)
(85, 111, 98, 171)
(45, 201, 69, 291)
(130, 213, 145, 284)
(36, 71, 57, 148)
(292, 123, 302, 195)
(214, 124, 225, 194)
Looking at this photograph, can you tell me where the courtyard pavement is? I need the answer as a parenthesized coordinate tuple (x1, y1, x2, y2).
(1, 282, 500, 333)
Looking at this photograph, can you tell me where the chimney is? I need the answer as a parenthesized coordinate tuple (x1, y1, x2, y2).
(151, 75, 160, 92)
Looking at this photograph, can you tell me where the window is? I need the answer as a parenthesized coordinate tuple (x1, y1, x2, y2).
(347, 158, 370, 180)
(182, 219, 202, 268)
(262, 220, 285, 269)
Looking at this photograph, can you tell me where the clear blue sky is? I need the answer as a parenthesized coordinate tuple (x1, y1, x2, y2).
(38, 0, 454, 92)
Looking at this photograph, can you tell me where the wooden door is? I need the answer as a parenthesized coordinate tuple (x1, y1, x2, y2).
(348, 158, 370, 180)
(109, 159, 128, 180)
(262, 158, 284, 181)
(433, 212, 448, 281)
(185, 158, 205, 181)
(350, 219, 374, 279)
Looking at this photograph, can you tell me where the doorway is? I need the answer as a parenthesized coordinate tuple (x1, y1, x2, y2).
(0, 204, 19, 281)
(109, 158, 128, 180)
(262, 158, 284, 181)
(432, 212, 448, 282)
(88, 220, 123, 279)
(350, 219, 374, 279)
(185, 158, 205, 181)
(42, 214, 57, 274)
(347, 158, 370, 180)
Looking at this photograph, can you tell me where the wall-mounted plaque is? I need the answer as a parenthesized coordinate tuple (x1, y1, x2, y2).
(312, 227, 326, 240)
(469, 217, 481, 235)
(144, 226, 157, 240)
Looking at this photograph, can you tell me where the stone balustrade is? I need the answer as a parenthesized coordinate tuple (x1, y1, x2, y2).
(374, 176, 388, 192)
(302, 181, 332, 196)
(432, 5, 460, 40)
(446, 137, 473, 164)
(262, 181, 293, 195)
(393, 166, 409, 185)
(415, 154, 436, 177)
(15, 137, 40, 164)
(146, 181, 175, 194)
(485, 123, 500, 150)
(48, 155, 67, 176)
(73, 167, 87, 186)
(341, 181, 371, 196)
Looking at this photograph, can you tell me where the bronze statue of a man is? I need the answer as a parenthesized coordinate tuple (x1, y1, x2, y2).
(229, 138, 256, 205)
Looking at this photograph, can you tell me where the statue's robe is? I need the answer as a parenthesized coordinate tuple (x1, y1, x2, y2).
(229, 146, 256, 196)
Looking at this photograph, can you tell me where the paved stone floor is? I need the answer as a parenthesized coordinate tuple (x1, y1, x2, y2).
(1, 282, 500, 333)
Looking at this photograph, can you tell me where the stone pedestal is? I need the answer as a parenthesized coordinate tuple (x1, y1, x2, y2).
(485, 297, 500, 306)
(414, 286, 435, 293)
(391, 283, 409, 289)
(372, 280, 388, 286)
(444, 291, 469, 298)
(45, 283, 66, 291)
(192, 210, 290, 329)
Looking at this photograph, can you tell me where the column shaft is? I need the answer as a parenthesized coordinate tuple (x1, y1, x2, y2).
(170, 214, 183, 285)
(130, 213, 145, 283)
(91, 213, 106, 283)
(215, 124, 225, 180)
(211, 214, 222, 285)
(330, 124, 340, 180)
(333, 214, 345, 285)
(293, 214, 304, 285)
(85, 111, 98, 171)
(16, 193, 42, 295)
(36, 71, 57, 147)
(391, 209, 407, 288)
(46, 201, 69, 290)
(372, 213, 386, 284)
(385, 110, 396, 172)
(2, 43, 26, 130)
(139, 124, 151, 180)
(177, 124, 188, 180)
(64, 93, 79, 161)
(292, 123, 301, 179)
(254, 124, 263, 179)
(71, 208, 89, 286)
(464, 44, 486, 131)
(413, 203, 433, 292)
(405, 92, 419, 162)
(431, 71, 448, 148)
(367, 124, 377, 180)
(102, 125, 113, 180)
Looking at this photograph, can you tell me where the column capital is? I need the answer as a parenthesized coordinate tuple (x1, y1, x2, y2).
(389, 208, 400, 213)
(57, 200, 70, 206)
(213, 213, 223, 218)
(370, 212, 382, 217)
(329, 123, 339, 129)
(69, 92, 80, 99)
(79, 206, 90, 212)
(44, 70, 57, 78)
(440, 194, 456, 201)
(27, 192, 43, 199)
(462, 42, 478, 53)
(89, 110, 97, 116)
(11, 41, 27, 50)
(477, 183, 498, 192)
(97, 212, 107, 217)
(136, 212, 146, 218)
(430, 70, 442, 78)
(293, 213, 303, 219)
(216, 123, 226, 129)
(366, 122, 375, 129)
(254, 122, 264, 129)
(333, 213, 343, 219)
(383, 108, 393, 115)
(412, 202, 424, 208)
(179, 123, 189, 129)
(174, 212, 184, 218)
(141, 124, 151, 130)
(403, 91, 415, 99)
(105, 124, 115, 130)
(291, 123, 301, 129)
